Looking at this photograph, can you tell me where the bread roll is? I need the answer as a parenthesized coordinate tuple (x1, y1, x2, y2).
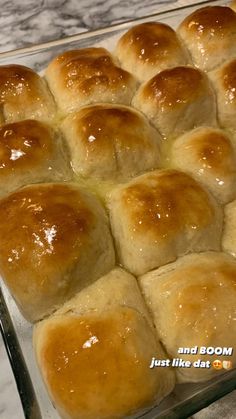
(45, 48, 137, 114)
(209, 59, 236, 130)
(0, 183, 115, 322)
(222, 199, 236, 258)
(178, 6, 236, 71)
(107, 169, 222, 276)
(132, 66, 216, 139)
(61, 104, 161, 181)
(139, 252, 236, 382)
(115, 22, 189, 82)
(0, 64, 56, 124)
(170, 127, 236, 204)
(34, 268, 175, 419)
(0, 120, 71, 197)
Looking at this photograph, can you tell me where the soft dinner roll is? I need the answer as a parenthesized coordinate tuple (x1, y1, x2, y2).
(170, 127, 236, 204)
(0, 120, 71, 197)
(209, 59, 236, 130)
(139, 252, 236, 383)
(61, 104, 161, 181)
(132, 66, 216, 139)
(45, 47, 137, 114)
(177, 6, 236, 72)
(115, 22, 189, 82)
(0, 183, 115, 322)
(107, 169, 222, 276)
(0, 64, 56, 124)
(34, 268, 175, 419)
(222, 199, 236, 258)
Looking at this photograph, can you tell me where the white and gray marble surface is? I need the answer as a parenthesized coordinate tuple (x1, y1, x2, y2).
(0, 0, 195, 53)
(0, 0, 235, 418)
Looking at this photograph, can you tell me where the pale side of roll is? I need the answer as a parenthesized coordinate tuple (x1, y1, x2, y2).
(209, 58, 236, 130)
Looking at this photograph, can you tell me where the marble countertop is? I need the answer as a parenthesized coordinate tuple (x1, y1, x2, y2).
(0, 0, 235, 418)
(0, 0, 193, 53)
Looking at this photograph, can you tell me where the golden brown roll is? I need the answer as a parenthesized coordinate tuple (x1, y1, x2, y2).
(222, 199, 236, 258)
(115, 22, 189, 82)
(0, 183, 115, 322)
(61, 104, 162, 181)
(177, 6, 236, 72)
(0, 120, 71, 197)
(170, 127, 236, 204)
(0, 64, 56, 124)
(209, 59, 236, 130)
(45, 48, 137, 114)
(132, 66, 216, 139)
(107, 169, 222, 276)
(34, 268, 175, 419)
(139, 252, 236, 383)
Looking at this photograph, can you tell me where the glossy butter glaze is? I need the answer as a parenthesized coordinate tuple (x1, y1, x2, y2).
(0, 1, 235, 418)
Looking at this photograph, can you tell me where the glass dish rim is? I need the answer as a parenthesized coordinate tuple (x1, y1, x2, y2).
(0, 0, 235, 418)
(0, 0, 224, 60)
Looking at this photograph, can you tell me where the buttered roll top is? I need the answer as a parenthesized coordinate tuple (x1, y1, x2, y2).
(178, 6, 236, 71)
(115, 22, 189, 82)
(132, 66, 217, 139)
(0, 119, 71, 196)
(1, 4, 236, 418)
(0, 183, 115, 322)
(170, 127, 236, 204)
(139, 252, 236, 382)
(34, 268, 175, 419)
(108, 169, 222, 275)
(61, 104, 162, 181)
(0, 64, 56, 123)
(45, 47, 137, 114)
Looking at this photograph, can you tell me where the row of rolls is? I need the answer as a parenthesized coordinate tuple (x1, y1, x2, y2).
(0, 4, 236, 419)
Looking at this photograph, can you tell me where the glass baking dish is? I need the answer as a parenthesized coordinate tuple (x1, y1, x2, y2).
(0, 0, 235, 418)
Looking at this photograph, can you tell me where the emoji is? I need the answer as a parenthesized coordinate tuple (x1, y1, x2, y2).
(212, 360, 222, 370)
(222, 360, 233, 370)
